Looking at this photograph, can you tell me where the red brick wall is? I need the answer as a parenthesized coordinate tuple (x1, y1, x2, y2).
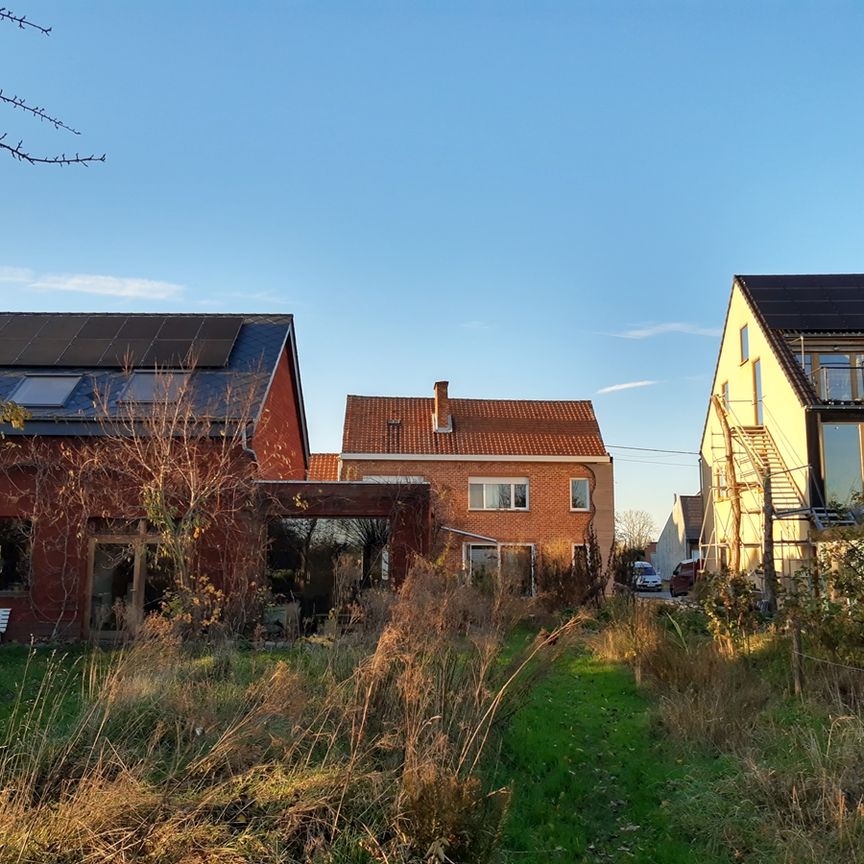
(340, 457, 615, 573)
(252, 344, 307, 480)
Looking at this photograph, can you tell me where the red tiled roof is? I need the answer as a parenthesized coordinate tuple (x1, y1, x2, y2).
(307, 452, 340, 481)
(342, 396, 607, 457)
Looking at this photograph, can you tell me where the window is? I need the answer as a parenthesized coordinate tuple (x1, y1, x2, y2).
(822, 423, 863, 504)
(0, 519, 30, 592)
(722, 381, 730, 411)
(11, 375, 81, 407)
(572, 544, 589, 572)
(468, 478, 529, 510)
(465, 542, 534, 596)
(740, 325, 749, 362)
(714, 465, 728, 499)
(753, 358, 763, 425)
(570, 478, 590, 511)
(120, 371, 189, 403)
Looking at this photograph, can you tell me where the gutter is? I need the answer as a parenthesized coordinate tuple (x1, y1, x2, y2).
(441, 526, 499, 543)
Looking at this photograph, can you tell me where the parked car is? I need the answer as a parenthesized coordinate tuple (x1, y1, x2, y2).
(670, 558, 703, 597)
(633, 561, 663, 592)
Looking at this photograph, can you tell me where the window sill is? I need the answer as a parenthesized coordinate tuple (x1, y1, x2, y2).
(570, 508, 591, 513)
(467, 508, 530, 513)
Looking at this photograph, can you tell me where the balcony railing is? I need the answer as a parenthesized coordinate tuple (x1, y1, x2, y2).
(809, 366, 864, 402)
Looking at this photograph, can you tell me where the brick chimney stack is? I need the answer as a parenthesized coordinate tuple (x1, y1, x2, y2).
(433, 380, 452, 432)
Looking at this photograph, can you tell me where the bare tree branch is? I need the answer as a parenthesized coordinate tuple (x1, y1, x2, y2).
(0, 7, 50, 36)
(0, 133, 105, 165)
(1, 8, 105, 166)
(0, 91, 80, 134)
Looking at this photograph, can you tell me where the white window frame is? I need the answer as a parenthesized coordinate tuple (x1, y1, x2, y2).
(570, 478, 591, 512)
(463, 542, 536, 596)
(468, 477, 529, 511)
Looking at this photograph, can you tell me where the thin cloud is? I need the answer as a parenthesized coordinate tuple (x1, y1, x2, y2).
(597, 380, 659, 394)
(223, 290, 292, 307)
(30, 273, 183, 300)
(612, 322, 721, 339)
(459, 320, 494, 330)
(0, 266, 34, 283)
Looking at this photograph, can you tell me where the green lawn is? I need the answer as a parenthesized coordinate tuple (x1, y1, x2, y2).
(496, 642, 732, 864)
(0, 643, 88, 728)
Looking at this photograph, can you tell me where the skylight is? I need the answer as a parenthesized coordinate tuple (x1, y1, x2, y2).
(11, 375, 81, 407)
(120, 372, 190, 403)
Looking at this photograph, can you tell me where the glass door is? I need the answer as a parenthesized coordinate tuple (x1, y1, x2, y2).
(88, 542, 138, 639)
(821, 423, 864, 505)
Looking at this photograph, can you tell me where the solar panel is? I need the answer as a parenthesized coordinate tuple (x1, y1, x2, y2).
(199, 317, 242, 340)
(15, 339, 73, 365)
(11, 317, 48, 339)
(140, 340, 195, 367)
(101, 339, 152, 367)
(0, 340, 28, 364)
(118, 317, 164, 339)
(158, 317, 204, 339)
(57, 339, 111, 366)
(78, 317, 123, 339)
(38, 317, 86, 339)
(0, 314, 244, 369)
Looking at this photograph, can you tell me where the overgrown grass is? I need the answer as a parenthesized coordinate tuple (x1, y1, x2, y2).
(592, 597, 864, 863)
(0, 566, 577, 863)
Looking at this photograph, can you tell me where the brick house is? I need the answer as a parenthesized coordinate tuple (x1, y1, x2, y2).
(0, 312, 311, 641)
(0, 312, 434, 642)
(338, 381, 615, 592)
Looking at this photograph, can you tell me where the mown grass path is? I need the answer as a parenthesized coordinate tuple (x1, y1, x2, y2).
(496, 643, 730, 864)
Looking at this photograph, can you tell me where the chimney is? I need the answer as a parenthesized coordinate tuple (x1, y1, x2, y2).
(433, 380, 452, 432)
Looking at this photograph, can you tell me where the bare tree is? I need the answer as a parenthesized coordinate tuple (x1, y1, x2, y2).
(1, 6, 105, 165)
(615, 509, 656, 553)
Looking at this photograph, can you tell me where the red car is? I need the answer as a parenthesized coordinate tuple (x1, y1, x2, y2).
(670, 558, 704, 597)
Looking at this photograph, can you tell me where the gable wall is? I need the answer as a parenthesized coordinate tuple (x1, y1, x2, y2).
(700, 281, 811, 574)
(252, 344, 307, 480)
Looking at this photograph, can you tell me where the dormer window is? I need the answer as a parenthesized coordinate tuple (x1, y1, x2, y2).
(119, 371, 189, 403)
(11, 375, 81, 407)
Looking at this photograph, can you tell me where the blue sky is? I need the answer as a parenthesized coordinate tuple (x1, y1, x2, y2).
(3, 1, 864, 533)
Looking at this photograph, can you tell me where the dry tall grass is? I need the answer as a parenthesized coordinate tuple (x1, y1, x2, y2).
(0, 561, 578, 864)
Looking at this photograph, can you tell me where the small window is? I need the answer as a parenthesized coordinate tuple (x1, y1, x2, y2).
(11, 375, 80, 407)
(740, 325, 749, 362)
(722, 381, 730, 410)
(0, 519, 30, 592)
(120, 372, 189, 403)
(468, 478, 529, 511)
(715, 465, 728, 499)
(572, 544, 589, 572)
(570, 478, 590, 511)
